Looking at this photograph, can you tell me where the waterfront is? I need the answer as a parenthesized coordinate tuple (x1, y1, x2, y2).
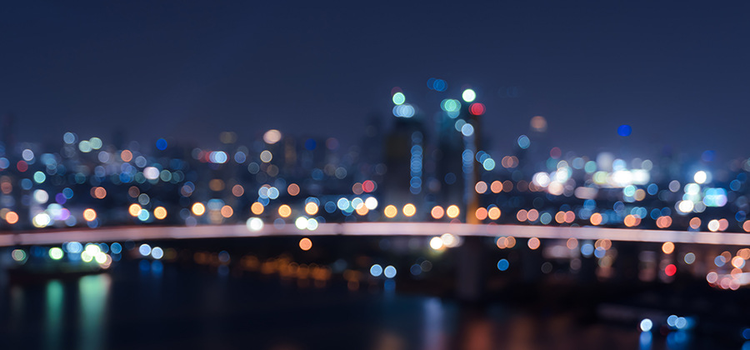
(3, 1, 750, 349)
(2, 236, 748, 350)
(0, 261, 638, 350)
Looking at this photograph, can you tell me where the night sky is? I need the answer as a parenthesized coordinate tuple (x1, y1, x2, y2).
(1, 1, 749, 161)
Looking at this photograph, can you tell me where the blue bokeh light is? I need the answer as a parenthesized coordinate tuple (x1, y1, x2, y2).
(497, 259, 509, 271)
(617, 124, 632, 137)
(156, 138, 168, 150)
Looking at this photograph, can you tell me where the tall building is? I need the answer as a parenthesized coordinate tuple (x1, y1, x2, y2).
(383, 116, 426, 210)
(434, 109, 466, 208)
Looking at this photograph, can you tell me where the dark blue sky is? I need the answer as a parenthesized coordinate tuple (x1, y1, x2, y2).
(1, 1, 749, 161)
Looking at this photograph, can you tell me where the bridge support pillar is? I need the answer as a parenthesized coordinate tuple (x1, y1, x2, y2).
(456, 236, 484, 302)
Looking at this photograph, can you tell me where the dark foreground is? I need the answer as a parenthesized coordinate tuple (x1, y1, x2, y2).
(0, 236, 747, 350)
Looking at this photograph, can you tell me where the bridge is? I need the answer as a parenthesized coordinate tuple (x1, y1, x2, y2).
(2, 223, 750, 247)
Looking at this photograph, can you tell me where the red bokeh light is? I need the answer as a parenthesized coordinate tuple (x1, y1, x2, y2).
(16, 161, 28, 172)
(549, 147, 562, 159)
(362, 180, 376, 193)
(469, 103, 485, 116)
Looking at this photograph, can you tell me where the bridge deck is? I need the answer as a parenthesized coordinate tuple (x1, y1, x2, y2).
(1, 223, 749, 247)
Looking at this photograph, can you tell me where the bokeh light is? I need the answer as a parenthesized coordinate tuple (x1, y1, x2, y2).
(402, 203, 416, 217)
(527, 237, 540, 250)
(263, 130, 282, 144)
(392, 92, 406, 105)
(154, 206, 167, 220)
(384, 205, 397, 218)
(462, 89, 476, 102)
(617, 124, 632, 137)
(192, 203, 206, 216)
(83, 208, 97, 222)
(530, 116, 547, 132)
(446, 205, 460, 219)
(299, 237, 313, 251)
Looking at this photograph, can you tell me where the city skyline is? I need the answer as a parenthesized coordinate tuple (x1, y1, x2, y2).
(4, 3, 750, 348)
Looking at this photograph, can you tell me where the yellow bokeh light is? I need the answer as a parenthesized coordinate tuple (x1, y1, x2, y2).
(441, 233, 458, 248)
(475, 207, 487, 221)
(516, 209, 528, 222)
(656, 216, 672, 229)
(278, 204, 292, 218)
(430, 237, 444, 250)
(732, 256, 745, 269)
(263, 129, 282, 144)
(356, 205, 369, 216)
(566, 237, 578, 250)
(595, 239, 612, 250)
(83, 208, 97, 222)
(251, 202, 265, 215)
(590, 212, 602, 226)
(496, 237, 507, 249)
(497, 236, 517, 249)
(527, 209, 539, 222)
(446, 205, 460, 219)
(221, 205, 234, 218)
(209, 179, 225, 192)
(299, 237, 312, 251)
(287, 183, 300, 196)
(403, 203, 416, 217)
(530, 116, 547, 132)
(708, 219, 720, 232)
(384, 205, 398, 218)
(501, 157, 519, 169)
(662, 241, 675, 254)
(738, 248, 750, 260)
(92, 187, 107, 199)
(487, 207, 501, 220)
(690, 217, 702, 230)
(260, 150, 273, 163)
(154, 206, 167, 220)
(128, 203, 142, 217)
(506, 236, 516, 248)
(305, 202, 319, 216)
(623, 214, 639, 227)
(527, 237, 540, 250)
(5, 211, 18, 224)
(121, 150, 133, 162)
(490, 180, 503, 193)
(564, 211, 575, 224)
(721, 251, 732, 262)
(431, 206, 445, 220)
(555, 211, 565, 224)
(191, 203, 206, 216)
(634, 189, 646, 201)
(231, 184, 244, 197)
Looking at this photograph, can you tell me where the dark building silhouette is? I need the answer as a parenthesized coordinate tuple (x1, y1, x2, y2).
(383, 116, 426, 213)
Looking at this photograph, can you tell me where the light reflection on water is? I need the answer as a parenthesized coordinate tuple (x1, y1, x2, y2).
(422, 297, 446, 350)
(0, 265, 668, 350)
(4, 274, 111, 350)
(45, 280, 63, 350)
(78, 274, 110, 350)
